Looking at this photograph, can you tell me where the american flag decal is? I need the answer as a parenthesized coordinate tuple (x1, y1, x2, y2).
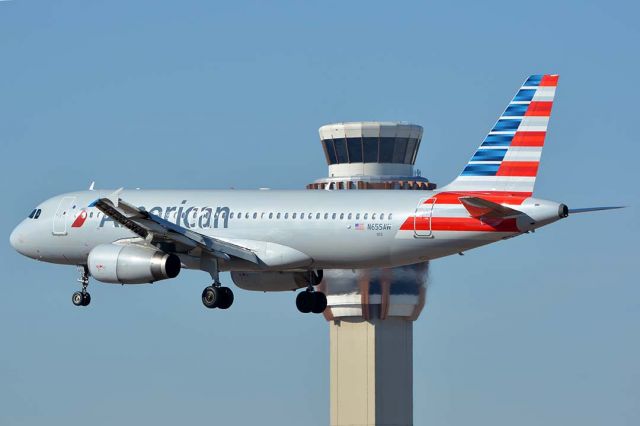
(355, 223, 365, 230)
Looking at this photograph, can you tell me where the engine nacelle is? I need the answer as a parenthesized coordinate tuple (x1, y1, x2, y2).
(231, 271, 310, 292)
(88, 244, 181, 284)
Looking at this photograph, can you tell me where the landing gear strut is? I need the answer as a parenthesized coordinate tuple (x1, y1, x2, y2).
(296, 270, 327, 314)
(201, 256, 234, 310)
(72, 265, 91, 307)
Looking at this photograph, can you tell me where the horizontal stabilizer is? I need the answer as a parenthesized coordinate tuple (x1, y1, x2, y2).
(459, 196, 522, 219)
(569, 206, 626, 214)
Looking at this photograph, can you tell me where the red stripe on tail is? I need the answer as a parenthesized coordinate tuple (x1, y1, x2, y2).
(525, 101, 553, 117)
(496, 161, 539, 177)
(539, 75, 559, 86)
(511, 132, 546, 147)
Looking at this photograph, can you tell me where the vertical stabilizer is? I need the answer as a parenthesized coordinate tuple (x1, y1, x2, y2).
(443, 74, 559, 195)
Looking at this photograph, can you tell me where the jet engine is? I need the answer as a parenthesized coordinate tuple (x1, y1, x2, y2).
(88, 244, 181, 284)
(231, 271, 312, 292)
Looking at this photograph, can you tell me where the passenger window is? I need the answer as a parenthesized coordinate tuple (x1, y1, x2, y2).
(292, 213, 296, 219)
(237, 212, 241, 218)
(285, 213, 289, 219)
(90, 211, 94, 218)
(253, 212, 257, 219)
(230, 212, 235, 219)
(316, 213, 320, 219)
(307, 213, 312, 219)
(339, 213, 344, 220)
(372, 213, 377, 220)
(380, 213, 385, 220)
(356, 213, 360, 220)
(389, 213, 393, 220)
(324, 213, 329, 219)
(261, 212, 265, 219)
(245, 213, 250, 219)
(300, 213, 304, 220)
(277, 213, 281, 219)
(269, 212, 273, 219)
(332, 213, 336, 219)
(222, 212, 227, 218)
(34, 209, 41, 219)
(364, 213, 369, 219)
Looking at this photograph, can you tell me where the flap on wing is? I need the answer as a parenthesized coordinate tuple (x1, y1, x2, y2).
(459, 196, 523, 219)
(90, 195, 259, 264)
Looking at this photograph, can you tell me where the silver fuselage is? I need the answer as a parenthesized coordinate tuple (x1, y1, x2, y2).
(10, 189, 564, 275)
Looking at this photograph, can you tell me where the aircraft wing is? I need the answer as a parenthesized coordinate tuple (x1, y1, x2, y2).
(459, 196, 523, 219)
(89, 190, 259, 264)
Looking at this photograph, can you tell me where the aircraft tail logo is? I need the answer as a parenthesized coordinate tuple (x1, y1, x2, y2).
(71, 210, 88, 228)
(443, 74, 558, 195)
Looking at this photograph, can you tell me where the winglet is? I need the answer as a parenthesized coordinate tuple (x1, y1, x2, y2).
(106, 188, 124, 207)
(89, 181, 95, 191)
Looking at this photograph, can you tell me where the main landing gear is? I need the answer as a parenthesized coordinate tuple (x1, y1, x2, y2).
(201, 285, 234, 310)
(201, 256, 234, 310)
(72, 265, 91, 307)
(296, 270, 327, 314)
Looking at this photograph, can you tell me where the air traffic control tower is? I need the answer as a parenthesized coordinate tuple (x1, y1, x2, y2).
(307, 122, 435, 426)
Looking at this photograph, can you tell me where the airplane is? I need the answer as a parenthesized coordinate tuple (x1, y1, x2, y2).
(9, 74, 622, 314)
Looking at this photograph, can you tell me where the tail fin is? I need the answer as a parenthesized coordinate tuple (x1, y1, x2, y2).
(444, 74, 559, 195)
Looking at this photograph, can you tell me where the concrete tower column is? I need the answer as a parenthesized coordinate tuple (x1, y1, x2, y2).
(308, 122, 434, 426)
(329, 317, 413, 426)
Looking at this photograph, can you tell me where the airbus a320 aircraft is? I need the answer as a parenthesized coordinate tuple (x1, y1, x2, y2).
(9, 75, 621, 313)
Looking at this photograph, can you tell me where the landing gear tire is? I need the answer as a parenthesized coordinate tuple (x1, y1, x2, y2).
(72, 291, 91, 306)
(296, 290, 327, 314)
(72, 291, 84, 306)
(217, 287, 234, 310)
(202, 286, 234, 309)
(202, 286, 219, 309)
(311, 291, 327, 314)
(296, 290, 313, 313)
(81, 292, 91, 306)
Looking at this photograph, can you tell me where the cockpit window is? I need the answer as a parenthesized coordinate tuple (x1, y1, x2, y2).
(34, 209, 42, 219)
(28, 209, 36, 219)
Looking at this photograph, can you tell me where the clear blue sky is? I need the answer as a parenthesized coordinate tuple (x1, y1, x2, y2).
(1, 1, 638, 425)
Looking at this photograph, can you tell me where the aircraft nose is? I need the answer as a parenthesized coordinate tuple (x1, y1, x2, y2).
(10, 223, 27, 255)
(9, 227, 18, 250)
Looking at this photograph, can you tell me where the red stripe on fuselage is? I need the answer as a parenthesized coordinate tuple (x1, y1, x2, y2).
(400, 217, 519, 232)
(496, 161, 539, 177)
(525, 101, 553, 116)
(511, 132, 546, 147)
(423, 191, 531, 205)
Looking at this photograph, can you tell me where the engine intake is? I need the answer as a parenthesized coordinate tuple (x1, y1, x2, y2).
(88, 244, 181, 284)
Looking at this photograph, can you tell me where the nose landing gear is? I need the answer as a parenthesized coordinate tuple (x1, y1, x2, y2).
(72, 265, 91, 307)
